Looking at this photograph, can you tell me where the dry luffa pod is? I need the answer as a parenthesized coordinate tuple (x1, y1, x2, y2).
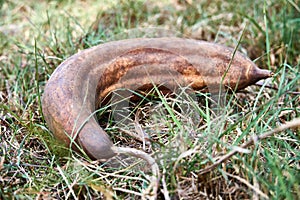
(42, 37, 272, 160)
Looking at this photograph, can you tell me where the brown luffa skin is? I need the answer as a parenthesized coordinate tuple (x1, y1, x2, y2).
(42, 37, 272, 160)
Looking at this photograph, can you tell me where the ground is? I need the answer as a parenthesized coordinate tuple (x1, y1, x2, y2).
(0, 0, 299, 199)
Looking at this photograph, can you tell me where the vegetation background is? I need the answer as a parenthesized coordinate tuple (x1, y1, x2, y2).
(0, 0, 299, 199)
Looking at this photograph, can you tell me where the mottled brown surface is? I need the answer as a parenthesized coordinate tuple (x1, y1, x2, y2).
(42, 37, 272, 160)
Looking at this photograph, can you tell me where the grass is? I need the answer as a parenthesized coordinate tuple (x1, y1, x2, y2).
(0, 0, 299, 199)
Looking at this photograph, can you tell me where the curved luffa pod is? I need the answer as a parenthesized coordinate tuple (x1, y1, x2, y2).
(42, 37, 272, 160)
